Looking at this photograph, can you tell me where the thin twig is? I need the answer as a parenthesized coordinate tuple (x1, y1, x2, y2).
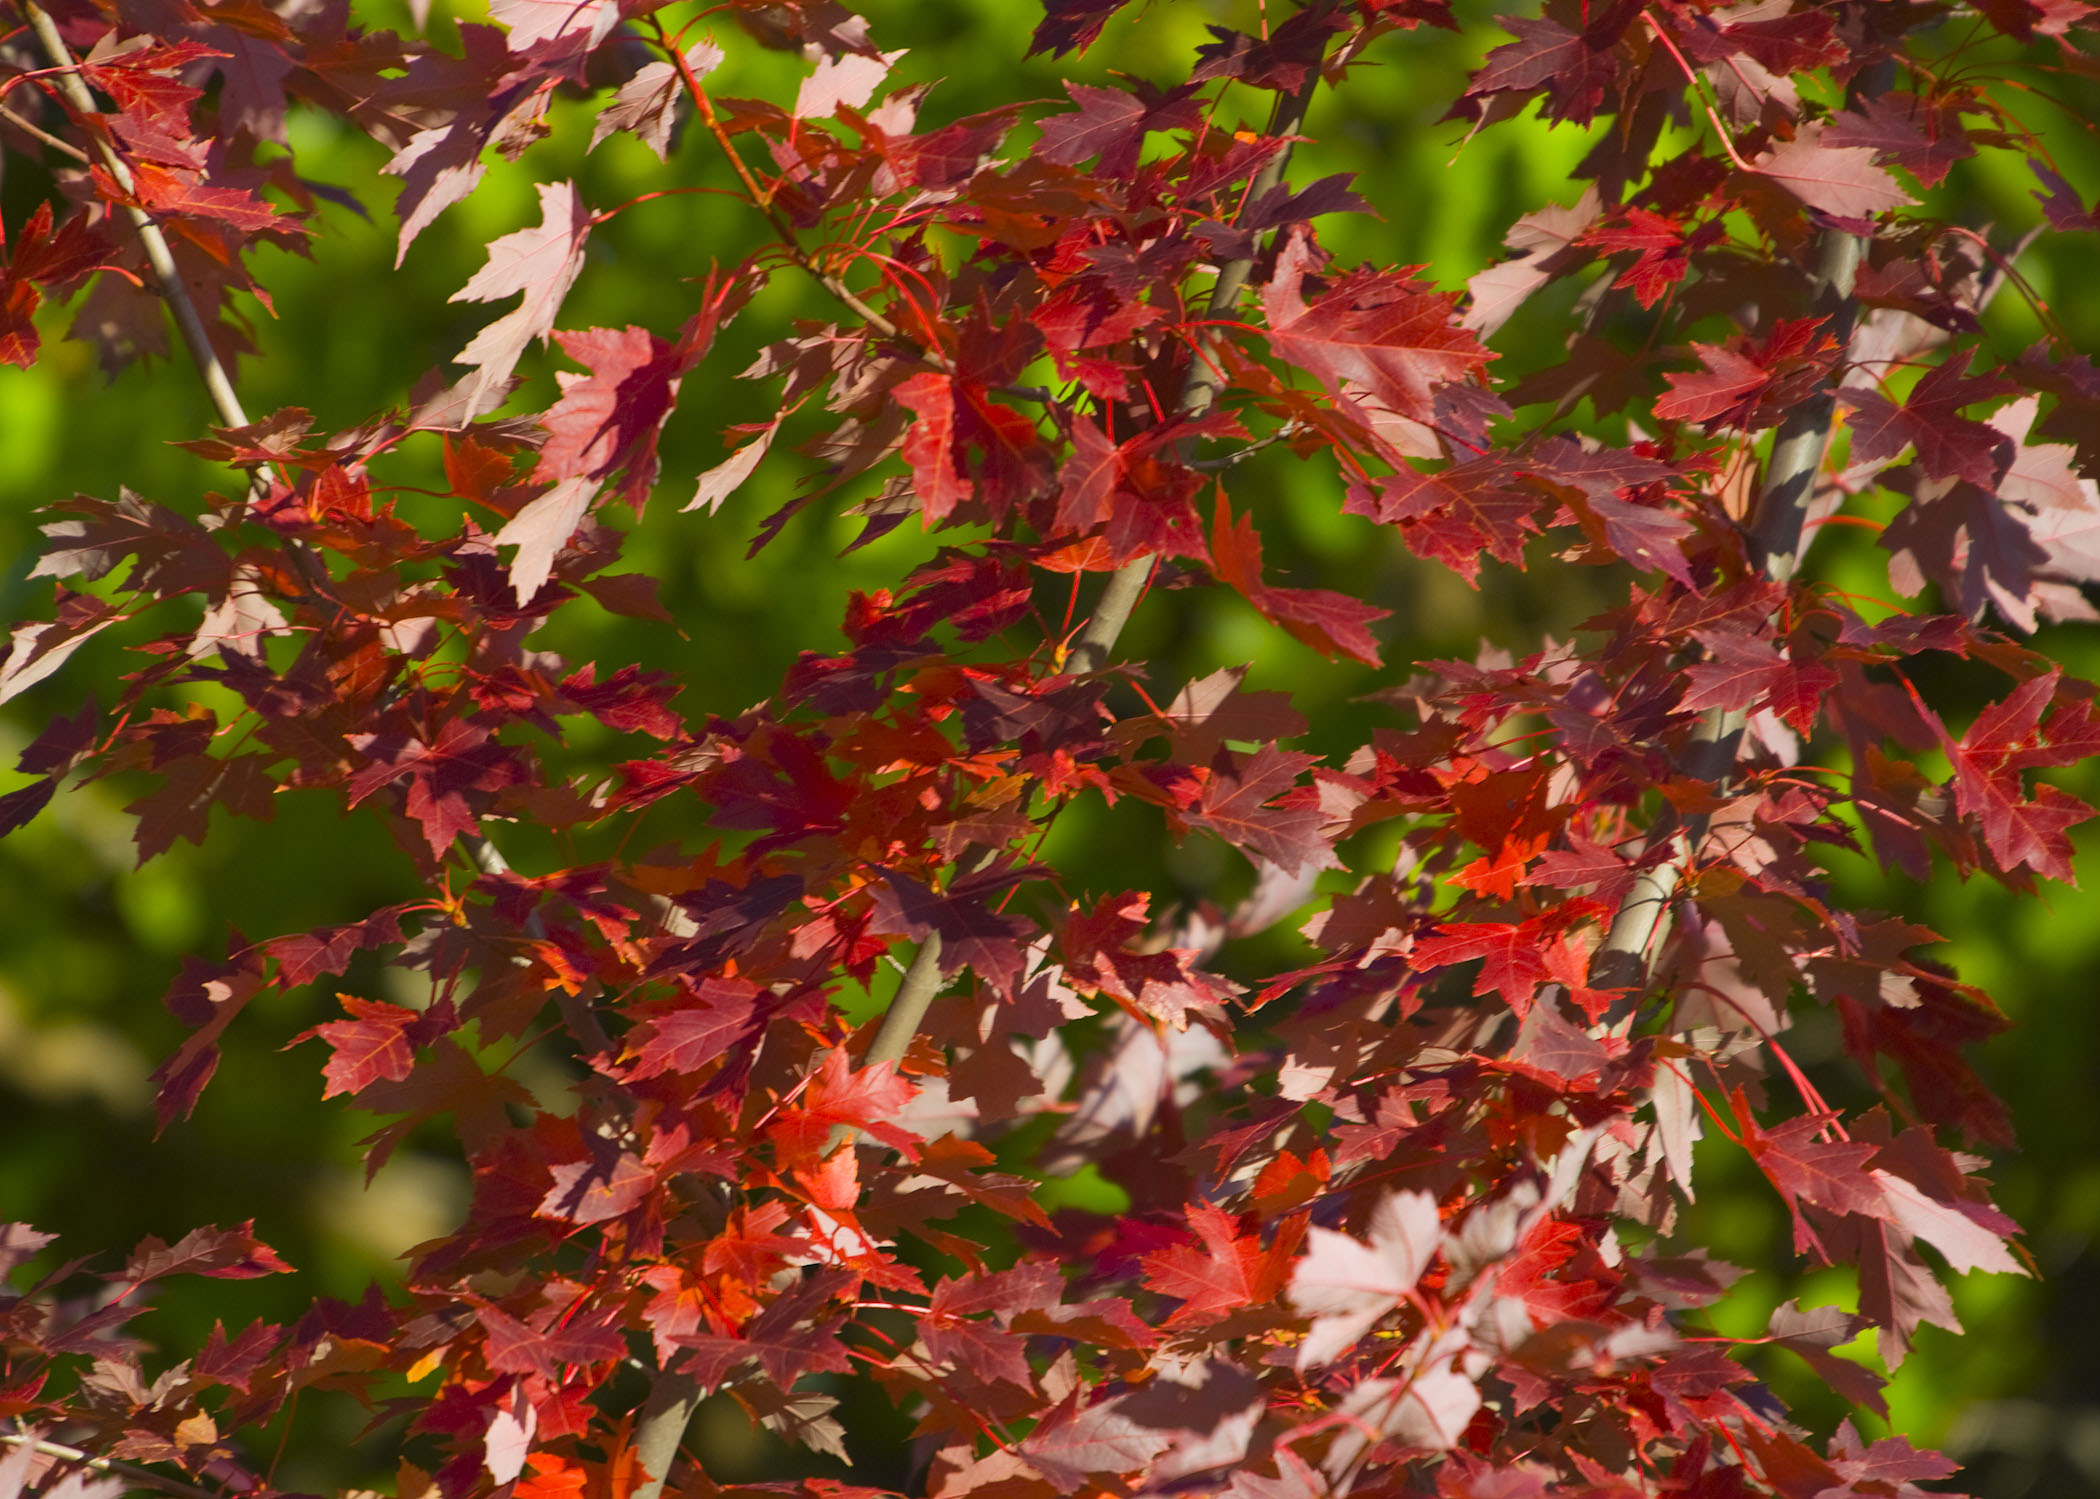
(636, 34, 1347, 1492)
(1065, 56, 1333, 676)
(0, 99, 89, 159)
(1187, 421, 1305, 471)
(866, 43, 1344, 1069)
(21, 0, 250, 432)
(0, 1431, 234, 1499)
(648, 17, 935, 363)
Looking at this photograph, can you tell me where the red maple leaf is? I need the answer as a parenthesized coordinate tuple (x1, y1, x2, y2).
(264, 911, 406, 991)
(1466, 14, 1619, 124)
(539, 1149, 656, 1225)
(1654, 343, 1770, 427)
(296, 993, 423, 1098)
(1824, 94, 1975, 188)
(1020, 1389, 1173, 1490)
(1566, 490, 1697, 586)
(1679, 629, 1786, 714)
(866, 868, 1038, 996)
(921, 1263, 1059, 1388)
(1054, 410, 1122, 532)
(1750, 123, 1915, 218)
(1177, 745, 1339, 876)
(1, 203, 118, 367)
(80, 40, 217, 134)
(1412, 919, 1554, 1014)
(1737, 1099, 1886, 1251)
(0, 276, 39, 370)
(676, 1272, 856, 1389)
(1141, 1204, 1297, 1326)
(1029, 0, 1138, 56)
(1345, 460, 1540, 584)
(478, 1303, 626, 1380)
(1211, 495, 1386, 664)
(125, 752, 276, 862)
(345, 719, 528, 857)
(1927, 669, 2100, 880)
(1839, 353, 2015, 488)
(590, 41, 722, 161)
(121, 1222, 294, 1282)
(121, 162, 305, 237)
(1582, 206, 1711, 308)
(1034, 79, 1202, 178)
(1262, 230, 1491, 425)
(895, 372, 973, 521)
(150, 952, 273, 1128)
(1059, 891, 1236, 1027)
(194, 1319, 282, 1392)
(377, 24, 547, 259)
(534, 325, 691, 508)
(621, 978, 761, 1079)
(6, 202, 114, 291)
(780, 1050, 920, 1160)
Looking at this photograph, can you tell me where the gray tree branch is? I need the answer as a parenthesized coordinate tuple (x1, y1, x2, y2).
(0, 1429, 236, 1499)
(21, 0, 251, 433)
(862, 51, 1344, 1078)
(1587, 147, 1879, 995)
(18, 15, 671, 1483)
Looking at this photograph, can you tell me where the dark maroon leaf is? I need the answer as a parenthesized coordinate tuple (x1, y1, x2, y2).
(1034, 80, 1201, 179)
(1175, 745, 1338, 876)
(1839, 353, 2015, 488)
(122, 1223, 294, 1283)
(477, 1303, 626, 1378)
(1029, 0, 1137, 56)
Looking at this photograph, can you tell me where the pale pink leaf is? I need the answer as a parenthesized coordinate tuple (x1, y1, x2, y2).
(451, 180, 594, 410)
(590, 41, 722, 160)
(1020, 1392, 1172, 1488)
(794, 49, 903, 120)
(1872, 1171, 2025, 1277)
(687, 420, 780, 513)
(1386, 1365, 1481, 1450)
(1322, 1364, 1479, 1479)
(0, 597, 123, 705)
(1291, 1189, 1441, 1368)
(1462, 187, 1600, 337)
(0, 1435, 124, 1499)
(1992, 396, 2097, 512)
(1652, 1054, 1700, 1199)
(484, 1392, 536, 1483)
(188, 564, 289, 662)
(1752, 124, 1914, 218)
(489, 0, 618, 52)
(495, 476, 597, 604)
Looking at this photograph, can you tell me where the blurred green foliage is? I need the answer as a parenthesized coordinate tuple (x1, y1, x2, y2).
(4, 0, 2100, 1492)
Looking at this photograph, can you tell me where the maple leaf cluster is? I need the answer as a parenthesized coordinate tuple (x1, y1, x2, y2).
(4, 0, 2099, 1496)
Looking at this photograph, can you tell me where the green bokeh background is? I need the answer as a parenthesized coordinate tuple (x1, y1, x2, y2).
(3, 1, 2098, 1492)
